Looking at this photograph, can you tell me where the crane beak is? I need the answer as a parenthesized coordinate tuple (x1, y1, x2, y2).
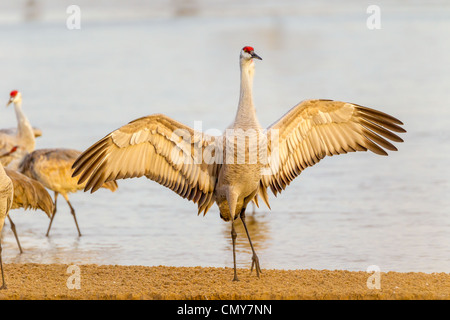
(251, 52, 262, 60)
(6, 98, 13, 107)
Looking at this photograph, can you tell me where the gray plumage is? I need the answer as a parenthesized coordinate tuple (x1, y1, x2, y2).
(0, 163, 13, 289)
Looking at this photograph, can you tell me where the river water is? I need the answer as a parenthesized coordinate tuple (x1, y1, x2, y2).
(0, 0, 449, 272)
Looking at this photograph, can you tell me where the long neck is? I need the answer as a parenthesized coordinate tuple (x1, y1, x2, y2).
(234, 60, 259, 128)
(14, 99, 35, 151)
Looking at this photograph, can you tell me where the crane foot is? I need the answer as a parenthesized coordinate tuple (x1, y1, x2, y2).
(250, 253, 262, 278)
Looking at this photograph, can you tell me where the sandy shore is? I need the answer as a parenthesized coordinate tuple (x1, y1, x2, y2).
(0, 263, 448, 300)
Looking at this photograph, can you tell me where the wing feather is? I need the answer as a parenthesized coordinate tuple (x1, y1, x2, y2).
(6, 168, 54, 217)
(262, 99, 405, 195)
(72, 114, 219, 215)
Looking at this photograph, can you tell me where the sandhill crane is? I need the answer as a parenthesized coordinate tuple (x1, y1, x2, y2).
(0, 90, 36, 167)
(0, 163, 13, 289)
(72, 46, 405, 281)
(18, 148, 118, 237)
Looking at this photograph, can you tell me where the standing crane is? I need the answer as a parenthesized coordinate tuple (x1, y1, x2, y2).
(72, 46, 405, 281)
(0, 90, 36, 167)
(18, 148, 118, 236)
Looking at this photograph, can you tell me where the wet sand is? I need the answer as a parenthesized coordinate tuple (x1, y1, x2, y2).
(0, 264, 448, 300)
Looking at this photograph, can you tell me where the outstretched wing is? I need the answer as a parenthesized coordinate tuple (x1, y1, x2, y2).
(6, 168, 54, 217)
(72, 114, 220, 215)
(261, 99, 406, 196)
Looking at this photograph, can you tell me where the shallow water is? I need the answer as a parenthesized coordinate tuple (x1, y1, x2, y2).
(0, 0, 449, 272)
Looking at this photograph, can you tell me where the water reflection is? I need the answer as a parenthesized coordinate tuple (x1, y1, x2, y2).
(221, 212, 271, 268)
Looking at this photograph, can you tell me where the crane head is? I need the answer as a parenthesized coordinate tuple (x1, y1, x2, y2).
(240, 46, 262, 61)
(7, 90, 21, 107)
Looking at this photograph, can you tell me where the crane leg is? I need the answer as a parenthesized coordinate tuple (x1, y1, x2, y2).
(0, 240, 6, 290)
(240, 209, 262, 278)
(46, 192, 58, 236)
(64, 195, 82, 237)
(7, 216, 23, 254)
(231, 220, 239, 281)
